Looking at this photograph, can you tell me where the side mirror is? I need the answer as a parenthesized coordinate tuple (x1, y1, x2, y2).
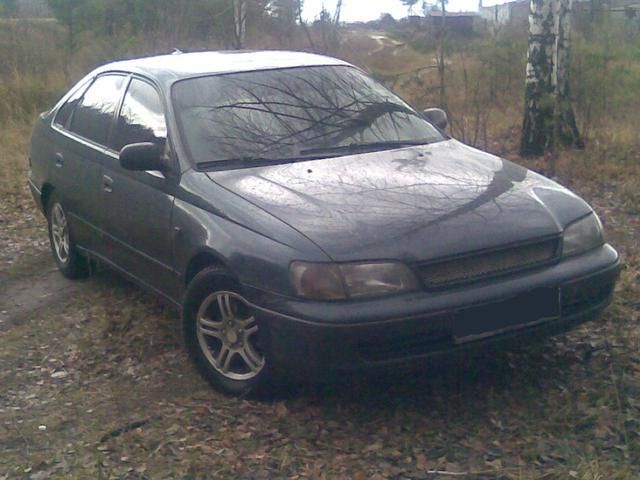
(422, 108, 448, 130)
(119, 142, 166, 172)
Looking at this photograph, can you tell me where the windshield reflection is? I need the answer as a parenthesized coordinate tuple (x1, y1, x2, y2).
(172, 66, 444, 166)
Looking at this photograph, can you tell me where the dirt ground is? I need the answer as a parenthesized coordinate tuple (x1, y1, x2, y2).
(1, 157, 639, 480)
(1, 33, 639, 479)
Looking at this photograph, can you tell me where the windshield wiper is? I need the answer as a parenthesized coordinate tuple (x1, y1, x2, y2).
(196, 156, 283, 170)
(300, 140, 431, 156)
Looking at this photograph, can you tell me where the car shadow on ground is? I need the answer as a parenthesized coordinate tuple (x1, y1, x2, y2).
(288, 345, 561, 404)
(85, 261, 598, 416)
(4, 257, 617, 477)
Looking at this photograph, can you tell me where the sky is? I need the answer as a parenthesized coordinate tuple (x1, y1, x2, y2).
(302, 0, 504, 22)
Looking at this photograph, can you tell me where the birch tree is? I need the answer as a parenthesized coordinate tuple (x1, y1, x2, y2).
(232, 0, 247, 49)
(272, 0, 298, 40)
(438, 0, 447, 109)
(521, 0, 582, 157)
(317, 1, 344, 53)
(553, 0, 583, 148)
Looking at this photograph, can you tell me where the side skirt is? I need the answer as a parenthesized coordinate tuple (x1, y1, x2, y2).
(77, 246, 182, 311)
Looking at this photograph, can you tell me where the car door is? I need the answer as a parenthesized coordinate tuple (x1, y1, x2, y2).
(100, 76, 178, 300)
(50, 74, 127, 253)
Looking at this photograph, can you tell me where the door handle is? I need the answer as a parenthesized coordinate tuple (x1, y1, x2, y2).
(54, 152, 64, 168)
(102, 175, 113, 193)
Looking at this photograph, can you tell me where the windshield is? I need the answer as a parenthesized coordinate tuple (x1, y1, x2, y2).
(172, 65, 445, 167)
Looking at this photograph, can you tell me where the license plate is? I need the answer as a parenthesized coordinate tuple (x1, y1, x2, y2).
(453, 287, 560, 343)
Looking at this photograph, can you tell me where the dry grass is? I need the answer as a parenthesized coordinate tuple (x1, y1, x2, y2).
(0, 122, 32, 198)
(1, 23, 639, 480)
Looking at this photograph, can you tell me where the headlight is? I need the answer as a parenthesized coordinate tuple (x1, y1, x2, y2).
(340, 262, 420, 299)
(562, 213, 604, 257)
(290, 262, 346, 300)
(290, 261, 419, 300)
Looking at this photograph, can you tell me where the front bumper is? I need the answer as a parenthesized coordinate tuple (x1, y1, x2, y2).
(247, 245, 620, 378)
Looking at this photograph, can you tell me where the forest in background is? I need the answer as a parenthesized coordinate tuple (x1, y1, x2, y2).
(1, 2, 640, 479)
(0, 0, 638, 157)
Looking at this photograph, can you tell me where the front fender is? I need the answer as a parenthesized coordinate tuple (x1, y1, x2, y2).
(172, 195, 330, 301)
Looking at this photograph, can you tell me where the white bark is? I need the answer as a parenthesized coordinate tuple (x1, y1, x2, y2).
(554, 0, 583, 146)
(232, 0, 247, 49)
(552, 0, 572, 99)
(524, 0, 555, 88)
(334, 0, 343, 24)
(521, 0, 556, 155)
(521, 0, 582, 156)
(439, 0, 446, 108)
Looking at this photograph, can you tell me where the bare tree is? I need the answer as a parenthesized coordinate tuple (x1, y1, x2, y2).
(296, 0, 317, 50)
(521, 0, 582, 158)
(554, 0, 583, 149)
(318, 1, 343, 54)
(521, 0, 556, 157)
(232, 0, 247, 49)
(438, 0, 447, 109)
(47, 0, 89, 78)
(333, 0, 343, 23)
(298, 0, 344, 53)
(401, 0, 419, 15)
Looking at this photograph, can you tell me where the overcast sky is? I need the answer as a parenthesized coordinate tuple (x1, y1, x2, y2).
(302, 0, 504, 22)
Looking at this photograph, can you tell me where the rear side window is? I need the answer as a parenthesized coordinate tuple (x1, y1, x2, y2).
(69, 75, 126, 146)
(54, 81, 90, 128)
(110, 78, 166, 152)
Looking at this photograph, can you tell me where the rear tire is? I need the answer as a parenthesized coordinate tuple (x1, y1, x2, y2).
(183, 266, 272, 396)
(46, 193, 89, 279)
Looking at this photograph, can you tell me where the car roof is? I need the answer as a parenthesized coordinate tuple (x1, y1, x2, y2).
(95, 50, 353, 86)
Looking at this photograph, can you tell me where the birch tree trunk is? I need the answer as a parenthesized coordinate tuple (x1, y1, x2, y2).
(554, 0, 584, 148)
(521, 0, 557, 156)
(232, 0, 247, 49)
(521, 0, 582, 157)
(333, 0, 343, 24)
(296, 0, 317, 51)
(438, 0, 447, 109)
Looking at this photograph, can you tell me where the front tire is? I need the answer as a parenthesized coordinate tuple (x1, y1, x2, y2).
(46, 194, 88, 279)
(183, 266, 272, 396)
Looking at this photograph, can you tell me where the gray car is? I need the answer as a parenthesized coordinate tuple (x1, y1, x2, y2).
(28, 51, 620, 395)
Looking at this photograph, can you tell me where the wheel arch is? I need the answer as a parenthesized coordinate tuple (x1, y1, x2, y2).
(184, 249, 232, 287)
(41, 183, 55, 213)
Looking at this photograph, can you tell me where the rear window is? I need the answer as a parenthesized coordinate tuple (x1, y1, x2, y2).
(68, 75, 127, 146)
(54, 80, 90, 129)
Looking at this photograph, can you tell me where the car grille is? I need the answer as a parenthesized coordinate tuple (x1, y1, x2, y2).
(417, 238, 560, 288)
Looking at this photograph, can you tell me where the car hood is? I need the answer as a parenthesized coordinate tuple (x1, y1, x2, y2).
(207, 140, 591, 262)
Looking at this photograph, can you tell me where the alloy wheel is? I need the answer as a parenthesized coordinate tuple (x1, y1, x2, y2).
(196, 291, 265, 381)
(51, 203, 70, 264)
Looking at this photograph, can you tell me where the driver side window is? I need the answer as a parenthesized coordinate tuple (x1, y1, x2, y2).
(110, 78, 167, 153)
